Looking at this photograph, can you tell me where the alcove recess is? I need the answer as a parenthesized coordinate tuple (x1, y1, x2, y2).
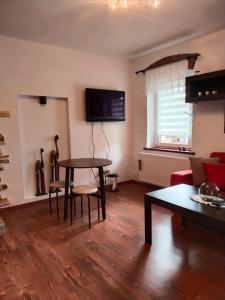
(18, 95, 70, 201)
(0, 111, 10, 209)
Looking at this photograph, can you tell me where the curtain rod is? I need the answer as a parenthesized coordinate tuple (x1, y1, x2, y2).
(135, 53, 201, 75)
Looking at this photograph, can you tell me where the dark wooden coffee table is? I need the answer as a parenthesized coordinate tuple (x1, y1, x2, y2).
(145, 184, 225, 244)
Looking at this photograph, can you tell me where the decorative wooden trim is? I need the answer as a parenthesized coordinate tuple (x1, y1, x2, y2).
(136, 53, 200, 74)
(0, 111, 10, 117)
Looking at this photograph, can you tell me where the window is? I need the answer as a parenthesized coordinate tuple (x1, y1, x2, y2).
(146, 60, 193, 149)
(156, 86, 192, 147)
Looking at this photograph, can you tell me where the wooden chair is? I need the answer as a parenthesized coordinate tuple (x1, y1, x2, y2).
(49, 180, 72, 219)
(71, 185, 100, 228)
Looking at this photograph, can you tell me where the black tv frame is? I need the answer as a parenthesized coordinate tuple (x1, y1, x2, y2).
(85, 88, 125, 122)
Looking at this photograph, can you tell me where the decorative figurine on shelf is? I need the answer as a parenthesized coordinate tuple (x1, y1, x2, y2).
(50, 135, 60, 182)
(35, 148, 47, 196)
(212, 90, 218, 95)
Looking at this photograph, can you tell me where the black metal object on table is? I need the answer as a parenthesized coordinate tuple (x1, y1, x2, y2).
(58, 158, 112, 221)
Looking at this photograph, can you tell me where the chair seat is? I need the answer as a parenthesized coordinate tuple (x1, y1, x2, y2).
(72, 185, 98, 195)
(49, 180, 72, 189)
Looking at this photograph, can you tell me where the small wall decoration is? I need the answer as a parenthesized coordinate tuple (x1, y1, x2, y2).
(35, 148, 47, 196)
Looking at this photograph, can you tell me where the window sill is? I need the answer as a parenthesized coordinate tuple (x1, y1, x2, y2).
(143, 147, 195, 155)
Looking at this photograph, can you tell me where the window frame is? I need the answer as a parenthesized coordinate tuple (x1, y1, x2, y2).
(148, 89, 193, 149)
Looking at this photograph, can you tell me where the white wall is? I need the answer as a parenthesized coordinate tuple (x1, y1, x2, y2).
(131, 29, 225, 182)
(0, 35, 132, 206)
(1, 29, 224, 203)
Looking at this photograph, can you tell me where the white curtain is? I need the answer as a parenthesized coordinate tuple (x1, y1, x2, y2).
(145, 60, 194, 147)
(145, 60, 193, 96)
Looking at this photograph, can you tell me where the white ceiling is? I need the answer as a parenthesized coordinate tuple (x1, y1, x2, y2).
(0, 0, 224, 59)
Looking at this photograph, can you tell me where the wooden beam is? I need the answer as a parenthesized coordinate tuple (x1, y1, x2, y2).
(136, 53, 201, 74)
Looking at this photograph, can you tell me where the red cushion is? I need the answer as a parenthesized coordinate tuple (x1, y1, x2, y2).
(210, 152, 225, 164)
(170, 170, 193, 186)
(204, 163, 225, 190)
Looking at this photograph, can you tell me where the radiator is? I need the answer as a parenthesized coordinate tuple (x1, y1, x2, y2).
(139, 152, 190, 187)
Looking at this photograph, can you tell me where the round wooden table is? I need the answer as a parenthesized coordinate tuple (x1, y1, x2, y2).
(58, 158, 112, 221)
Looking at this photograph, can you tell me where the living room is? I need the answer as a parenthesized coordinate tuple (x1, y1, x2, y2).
(0, 0, 225, 299)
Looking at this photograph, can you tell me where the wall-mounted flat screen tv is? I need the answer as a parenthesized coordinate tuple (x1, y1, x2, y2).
(85, 88, 125, 122)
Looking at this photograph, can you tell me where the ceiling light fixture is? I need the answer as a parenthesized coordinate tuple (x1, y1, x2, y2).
(109, 0, 159, 10)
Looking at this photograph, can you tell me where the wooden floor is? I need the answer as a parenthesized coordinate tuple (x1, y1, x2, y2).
(0, 182, 225, 300)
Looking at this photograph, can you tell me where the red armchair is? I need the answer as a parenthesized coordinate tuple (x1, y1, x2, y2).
(170, 152, 225, 186)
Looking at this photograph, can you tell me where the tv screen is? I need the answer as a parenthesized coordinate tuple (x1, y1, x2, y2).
(85, 88, 125, 122)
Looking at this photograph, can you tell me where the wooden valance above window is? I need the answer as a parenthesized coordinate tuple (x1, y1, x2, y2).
(135, 53, 201, 75)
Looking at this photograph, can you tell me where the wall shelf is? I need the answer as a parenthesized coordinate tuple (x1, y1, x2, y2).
(0, 118, 10, 209)
(0, 111, 10, 117)
(186, 69, 225, 103)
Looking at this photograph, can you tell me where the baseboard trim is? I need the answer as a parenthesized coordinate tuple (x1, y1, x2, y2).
(117, 180, 162, 192)
(0, 180, 161, 212)
(133, 179, 162, 190)
(117, 180, 136, 186)
(0, 196, 61, 212)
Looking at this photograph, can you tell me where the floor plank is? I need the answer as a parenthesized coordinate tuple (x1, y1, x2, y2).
(0, 182, 225, 299)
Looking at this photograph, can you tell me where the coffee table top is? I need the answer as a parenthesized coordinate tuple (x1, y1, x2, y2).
(59, 158, 112, 169)
(146, 184, 225, 223)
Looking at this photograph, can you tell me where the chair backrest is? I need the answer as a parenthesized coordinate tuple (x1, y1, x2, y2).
(210, 152, 225, 163)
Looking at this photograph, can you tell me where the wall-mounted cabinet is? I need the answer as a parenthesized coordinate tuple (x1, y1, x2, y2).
(186, 69, 225, 103)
